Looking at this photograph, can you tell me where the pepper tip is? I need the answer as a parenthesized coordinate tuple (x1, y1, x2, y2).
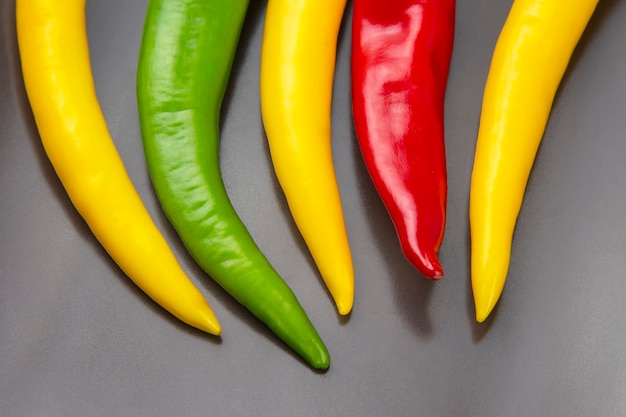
(472, 276, 503, 323)
(198, 320, 222, 336)
(398, 237, 445, 279)
(190, 306, 222, 336)
(474, 295, 497, 323)
(474, 301, 496, 323)
(429, 265, 444, 281)
(407, 249, 444, 280)
(310, 351, 330, 370)
(335, 298, 353, 316)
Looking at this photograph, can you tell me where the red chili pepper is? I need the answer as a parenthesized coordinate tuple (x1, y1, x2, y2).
(351, 0, 455, 279)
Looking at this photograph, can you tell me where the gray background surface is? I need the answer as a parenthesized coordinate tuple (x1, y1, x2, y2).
(2, 0, 626, 416)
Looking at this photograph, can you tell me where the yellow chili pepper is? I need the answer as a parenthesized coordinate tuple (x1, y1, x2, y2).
(470, 0, 599, 322)
(16, 0, 221, 335)
(260, 0, 354, 315)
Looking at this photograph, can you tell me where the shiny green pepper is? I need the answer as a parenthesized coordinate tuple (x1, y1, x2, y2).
(136, 0, 330, 369)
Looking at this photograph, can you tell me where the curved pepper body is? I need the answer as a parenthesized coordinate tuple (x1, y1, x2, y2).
(260, 0, 354, 316)
(470, 0, 599, 322)
(15, 0, 220, 335)
(351, 0, 455, 279)
(137, 0, 329, 369)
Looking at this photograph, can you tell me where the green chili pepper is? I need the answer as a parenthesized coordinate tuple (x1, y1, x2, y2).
(136, 0, 330, 370)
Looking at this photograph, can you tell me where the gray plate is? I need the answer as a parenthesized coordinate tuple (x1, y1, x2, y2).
(2, 1, 626, 416)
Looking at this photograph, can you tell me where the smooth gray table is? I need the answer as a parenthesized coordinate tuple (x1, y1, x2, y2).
(2, 1, 626, 416)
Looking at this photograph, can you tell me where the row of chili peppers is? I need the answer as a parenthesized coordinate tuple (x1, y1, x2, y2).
(16, 0, 600, 370)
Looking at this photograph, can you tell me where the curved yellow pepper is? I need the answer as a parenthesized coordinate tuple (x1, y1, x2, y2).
(16, 0, 221, 335)
(260, 0, 354, 315)
(470, 0, 599, 322)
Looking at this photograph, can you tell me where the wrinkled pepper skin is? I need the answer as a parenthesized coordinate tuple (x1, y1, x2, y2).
(15, 0, 221, 335)
(260, 0, 354, 316)
(351, 0, 455, 279)
(470, 0, 599, 322)
(137, 0, 329, 369)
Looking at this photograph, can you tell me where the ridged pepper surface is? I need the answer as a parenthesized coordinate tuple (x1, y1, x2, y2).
(351, 0, 455, 279)
(137, 0, 329, 369)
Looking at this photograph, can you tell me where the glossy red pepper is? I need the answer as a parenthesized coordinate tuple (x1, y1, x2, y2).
(351, 0, 455, 278)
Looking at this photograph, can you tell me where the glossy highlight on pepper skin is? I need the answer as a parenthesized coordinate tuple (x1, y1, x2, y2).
(260, 0, 354, 315)
(351, 0, 455, 279)
(137, 0, 329, 369)
(470, 0, 599, 322)
(15, 0, 221, 335)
